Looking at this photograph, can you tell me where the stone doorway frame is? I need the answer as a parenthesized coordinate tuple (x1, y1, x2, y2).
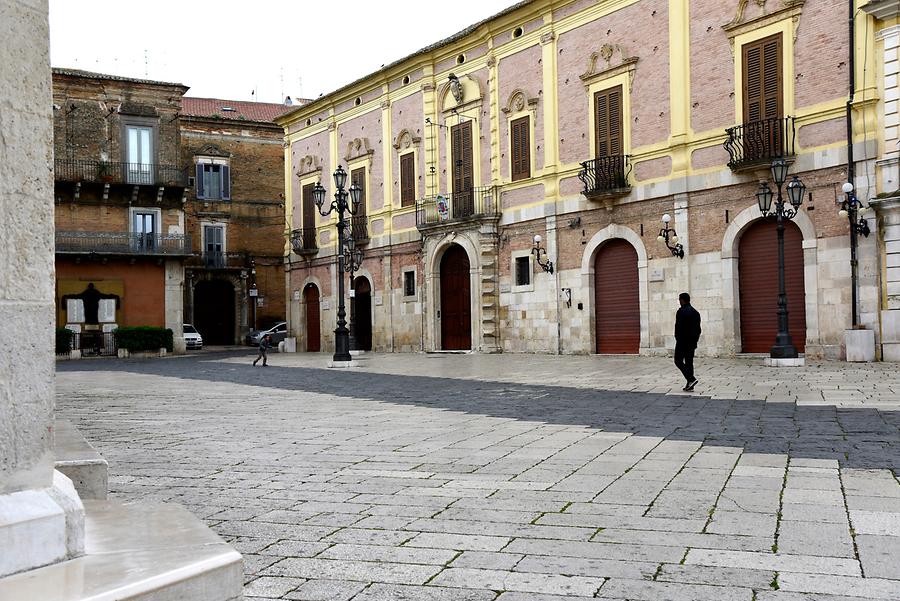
(721, 204, 819, 356)
(185, 270, 248, 345)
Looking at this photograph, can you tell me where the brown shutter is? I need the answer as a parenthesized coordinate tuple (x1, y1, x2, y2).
(594, 86, 623, 159)
(742, 33, 782, 124)
(302, 183, 315, 230)
(451, 120, 474, 193)
(400, 152, 415, 206)
(351, 167, 366, 216)
(594, 240, 640, 354)
(511, 116, 530, 181)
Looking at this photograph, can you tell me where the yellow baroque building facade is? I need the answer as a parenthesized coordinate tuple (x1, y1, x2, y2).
(277, 0, 892, 360)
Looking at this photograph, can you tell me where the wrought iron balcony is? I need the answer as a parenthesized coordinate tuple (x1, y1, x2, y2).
(184, 252, 248, 269)
(55, 231, 192, 256)
(54, 159, 189, 187)
(578, 155, 632, 199)
(290, 228, 318, 256)
(351, 215, 369, 244)
(724, 117, 796, 171)
(416, 186, 500, 229)
(203, 251, 226, 268)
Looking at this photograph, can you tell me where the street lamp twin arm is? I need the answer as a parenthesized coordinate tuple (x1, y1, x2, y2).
(532, 235, 554, 274)
(657, 214, 684, 259)
(315, 165, 363, 363)
(755, 158, 806, 359)
(839, 182, 870, 238)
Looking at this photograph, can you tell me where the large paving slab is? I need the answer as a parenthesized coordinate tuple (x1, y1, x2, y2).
(56, 351, 900, 599)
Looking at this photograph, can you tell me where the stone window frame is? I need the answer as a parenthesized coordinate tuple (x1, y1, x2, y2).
(511, 249, 535, 293)
(200, 221, 227, 257)
(128, 206, 162, 235)
(345, 138, 374, 218)
(194, 155, 231, 201)
(119, 115, 160, 165)
(729, 17, 797, 128)
(501, 89, 539, 185)
(401, 267, 417, 302)
(393, 129, 422, 209)
(581, 63, 634, 163)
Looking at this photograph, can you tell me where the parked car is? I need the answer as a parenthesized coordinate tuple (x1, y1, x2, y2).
(183, 324, 203, 350)
(247, 322, 287, 347)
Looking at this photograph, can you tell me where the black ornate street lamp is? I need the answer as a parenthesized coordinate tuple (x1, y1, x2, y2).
(344, 233, 364, 351)
(313, 166, 361, 363)
(756, 158, 806, 359)
(657, 213, 684, 259)
(532, 235, 554, 274)
(839, 182, 870, 328)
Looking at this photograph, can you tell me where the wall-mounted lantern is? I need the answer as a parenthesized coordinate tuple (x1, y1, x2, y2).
(657, 214, 685, 259)
(532, 235, 554, 274)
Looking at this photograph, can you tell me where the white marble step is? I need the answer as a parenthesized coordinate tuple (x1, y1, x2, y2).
(53, 420, 108, 500)
(0, 500, 242, 601)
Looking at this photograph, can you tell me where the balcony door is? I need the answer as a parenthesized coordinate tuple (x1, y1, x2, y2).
(126, 126, 154, 184)
(133, 211, 157, 251)
(591, 86, 625, 191)
(301, 183, 317, 250)
(204, 225, 225, 268)
(450, 120, 474, 218)
(742, 33, 783, 160)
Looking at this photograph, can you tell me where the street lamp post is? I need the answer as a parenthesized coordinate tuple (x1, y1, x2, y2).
(313, 166, 361, 363)
(755, 158, 806, 359)
(838, 182, 870, 327)
(344, 234, 363, 351)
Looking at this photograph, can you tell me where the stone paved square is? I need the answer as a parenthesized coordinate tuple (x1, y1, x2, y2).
(57, 351, 900, 600)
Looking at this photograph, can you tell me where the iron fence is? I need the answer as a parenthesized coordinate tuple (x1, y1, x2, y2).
(56, 231, 192, 256)
(58, 332, 117, 357)
(416, 186, 499, 227)
(578, 155, 632, 198)
(54, 159, 188, 187)
(724, 116, 796, 170)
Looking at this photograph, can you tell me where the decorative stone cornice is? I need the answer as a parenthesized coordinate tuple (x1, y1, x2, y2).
(860, 0, 900, 20)
(580, 51, 639, 91)
(540, 31, 555, 45)
(295, 155, 322, 179)
(723, 0, 805, 41)
(345, 137, 375, 162)
(501, 89, 539, 115)
(393, 129, 422, 150)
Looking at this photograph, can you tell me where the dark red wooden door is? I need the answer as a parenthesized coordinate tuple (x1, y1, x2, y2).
(440, 245, 471, 350)
(303, 284, 321, 352)
(739, 219, 806, 353)
(594, 240, 640, 354)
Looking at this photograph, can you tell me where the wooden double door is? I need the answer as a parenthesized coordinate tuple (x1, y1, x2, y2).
(440, 245, 472, 350)
(303, 284, 321, 352)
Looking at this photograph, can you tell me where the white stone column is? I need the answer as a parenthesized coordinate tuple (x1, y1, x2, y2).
(164, 260, 186, 353)
(871, 197, 900, 360)
(0, 0, 84, 577)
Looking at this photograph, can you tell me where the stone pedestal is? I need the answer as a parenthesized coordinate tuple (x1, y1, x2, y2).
(871, 196, 900, 361)
(845, 328, 876, 362)
(283, 337, 297, 353)
(881, 310, 900, 361)
(764, 357, 806, 367)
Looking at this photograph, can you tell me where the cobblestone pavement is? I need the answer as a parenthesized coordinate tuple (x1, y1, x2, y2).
(57, 352, 900, 600)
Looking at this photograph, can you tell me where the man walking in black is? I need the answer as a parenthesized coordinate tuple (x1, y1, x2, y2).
(674, 292, 701, 391)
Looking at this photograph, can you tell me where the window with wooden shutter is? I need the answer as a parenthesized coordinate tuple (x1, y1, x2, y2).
(594, 85, 623, 159)
(742, 33, 782, 124)
(350, 167, 367, 216)
(302, 183, 316, 232)
(400, 152, 415, 207)
(510, 116, 530, 181)
(451, 120, 475, 218)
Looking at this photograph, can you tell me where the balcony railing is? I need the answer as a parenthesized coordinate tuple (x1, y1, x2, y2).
(290, 228, 318, 255)
(416, 186, 500, 228)
(56, 231, 192, 256)
(184, 252, 247, 269)
(578, 155, 632, 199)
(203, 251, 226, 268)
(351, 215, 369, 244)
(724, 116, 796, 171)
(54, 159, 189, 187)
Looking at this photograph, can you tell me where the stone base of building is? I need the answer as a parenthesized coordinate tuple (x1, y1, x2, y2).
(0, 471, 85, 578)
(0, 500, 242, 601)
(764, 357, 806, 367)
(845, 329, 877, 362)
(53, 420, 109, 501)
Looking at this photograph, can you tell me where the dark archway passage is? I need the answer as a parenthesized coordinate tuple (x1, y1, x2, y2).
(353, 277, 372, 352)
(739, 219, 806, 353)
(303, 284, 321, 352)
(194, 279, 235, 345)
(594, 240, 640, 354)
(440, 245, 472, 351)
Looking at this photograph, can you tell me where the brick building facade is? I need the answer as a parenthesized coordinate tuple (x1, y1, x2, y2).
(180, 98, 295, 344)
(53, 68, 191, 353)
(277, 0, 886, 360)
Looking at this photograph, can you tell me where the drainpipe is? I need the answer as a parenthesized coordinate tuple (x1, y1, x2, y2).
(847, 0, 859, 327)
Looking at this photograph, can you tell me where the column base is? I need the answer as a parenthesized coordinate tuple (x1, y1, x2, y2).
(764, 357, 806, 367)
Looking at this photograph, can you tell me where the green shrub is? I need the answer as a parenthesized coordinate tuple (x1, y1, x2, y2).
(114, 326, 174, 353)
(56, 327, 75, 354)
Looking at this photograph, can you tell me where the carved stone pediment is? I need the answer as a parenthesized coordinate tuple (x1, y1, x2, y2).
(393, 129, 422, 151)
(501, 89, 539, 115)
(345, 138, 374, 162)
(580, 48, 639, 90)
(195, 144, 230, 158)
(439, 73, 484, 114)
(723, 0, 805, 47)
(295, 155, 322, 178)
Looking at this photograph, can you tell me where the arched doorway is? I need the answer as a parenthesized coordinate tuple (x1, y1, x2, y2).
(352, 276, 372, 351)
(303, 283, 321, 352)
(440, 244, 472, 350)
(594, 239, 640, 354)
(194, 279, 235, 345)
(739, 219, 806, 353)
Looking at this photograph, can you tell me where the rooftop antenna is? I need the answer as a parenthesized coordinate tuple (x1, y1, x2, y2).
(280, 67, 284, 101)
(144, 49, 148, 77)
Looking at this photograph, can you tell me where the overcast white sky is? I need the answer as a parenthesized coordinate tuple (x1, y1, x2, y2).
(49, 0, 515, 104)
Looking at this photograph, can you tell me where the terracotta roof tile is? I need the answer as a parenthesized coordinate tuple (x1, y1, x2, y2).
(182, 97, 306, 123)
